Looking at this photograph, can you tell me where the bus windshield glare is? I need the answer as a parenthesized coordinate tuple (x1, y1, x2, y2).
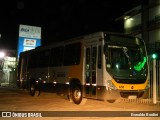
(104, 34, 147, 83)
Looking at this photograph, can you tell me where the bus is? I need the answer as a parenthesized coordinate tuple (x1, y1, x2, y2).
(17, 32, 149, 104)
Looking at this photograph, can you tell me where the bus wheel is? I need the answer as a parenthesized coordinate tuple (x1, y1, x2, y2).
(30, 83, 40, 97)
(71, 85, 82, 104)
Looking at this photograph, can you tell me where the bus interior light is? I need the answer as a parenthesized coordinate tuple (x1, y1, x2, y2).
(43, 81, 46, 83)
(53, 82, 57, 84)
(66, 82, 69, 85)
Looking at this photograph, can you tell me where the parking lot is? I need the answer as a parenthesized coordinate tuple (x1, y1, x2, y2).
(0, 87, 160, 120)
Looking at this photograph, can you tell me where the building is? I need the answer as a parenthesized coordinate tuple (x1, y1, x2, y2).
(0, 49, 17, 87)
(116, 0, 160, 54)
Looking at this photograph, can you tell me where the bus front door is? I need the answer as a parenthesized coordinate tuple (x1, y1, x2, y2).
(85, 46, 97, 98)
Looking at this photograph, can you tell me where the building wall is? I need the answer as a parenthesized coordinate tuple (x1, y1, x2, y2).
(148, 0, 160, 52)
(149, 29, 160, 44)
(149, 5, 160, 21)
(124, 13, 142, 34)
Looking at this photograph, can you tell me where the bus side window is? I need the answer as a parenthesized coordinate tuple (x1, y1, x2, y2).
(98, 46, 101, 69)
(39, 50, 50, 67)
(28, 52, 39, 68)
(64, 42, 81, 66)
(50, 47, 64, 67)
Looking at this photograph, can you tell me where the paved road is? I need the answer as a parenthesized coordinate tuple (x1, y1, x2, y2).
(0, 87, 159, 120)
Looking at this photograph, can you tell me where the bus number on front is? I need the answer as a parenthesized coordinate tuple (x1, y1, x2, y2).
(119, 85, 124, 89)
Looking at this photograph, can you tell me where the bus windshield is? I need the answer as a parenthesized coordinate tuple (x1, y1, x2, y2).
(104, 34, 147, 83)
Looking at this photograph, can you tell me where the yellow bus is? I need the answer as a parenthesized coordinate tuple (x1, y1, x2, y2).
(17, 32, 149, 104)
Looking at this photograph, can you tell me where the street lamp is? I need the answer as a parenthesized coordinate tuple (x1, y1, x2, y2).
(151, 52, 159, 104)
(152, 53, 157, 59)
(0, 51, 5, 58)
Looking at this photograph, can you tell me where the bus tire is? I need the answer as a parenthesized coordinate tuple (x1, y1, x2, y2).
(71, 85, 82, 105)
(30, 82, 40, 97)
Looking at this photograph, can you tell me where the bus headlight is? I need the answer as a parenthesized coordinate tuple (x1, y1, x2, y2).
(106, 80, 117, 91)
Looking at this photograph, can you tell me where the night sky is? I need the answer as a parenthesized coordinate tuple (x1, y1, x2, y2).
(0, 0, 144, 50)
